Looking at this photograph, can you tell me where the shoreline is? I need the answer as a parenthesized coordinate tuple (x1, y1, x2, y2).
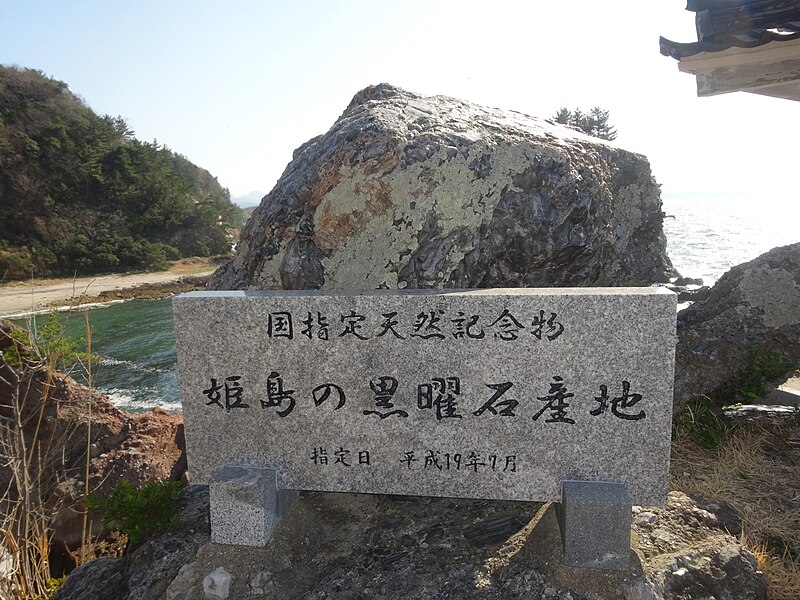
(0, 257, 221, 318)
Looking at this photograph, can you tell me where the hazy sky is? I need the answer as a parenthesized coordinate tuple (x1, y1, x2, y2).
(2, 1, 797, 202)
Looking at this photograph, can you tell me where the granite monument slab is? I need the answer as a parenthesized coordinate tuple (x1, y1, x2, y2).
(173, 288, 676, 507)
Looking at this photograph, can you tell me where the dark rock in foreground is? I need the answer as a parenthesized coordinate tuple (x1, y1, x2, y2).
(674, 243, 800, 415)
(52, 486, 209, 600)
(210, 84, 674, 291)
(52, 489, 766, 600)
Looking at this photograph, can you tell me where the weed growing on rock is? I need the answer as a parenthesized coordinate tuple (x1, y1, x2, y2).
(721, 347, 792, 402)
(677, 395, 731, 449)
(31, 577, 66, 600)
(1, 313, 84, 373)
(86, 479, 184, 547)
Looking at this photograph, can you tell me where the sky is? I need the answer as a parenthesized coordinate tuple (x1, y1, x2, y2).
(1, 0, 797, 204)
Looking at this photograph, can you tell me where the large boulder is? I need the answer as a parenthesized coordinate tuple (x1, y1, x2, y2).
(210, 84, 674, 291)
(674, 243, 800, 415)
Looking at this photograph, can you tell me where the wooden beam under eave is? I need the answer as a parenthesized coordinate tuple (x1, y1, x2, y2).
(678, 38, 800, 71)
(692, 57, 800, 99)
(674, 38, 800, 100)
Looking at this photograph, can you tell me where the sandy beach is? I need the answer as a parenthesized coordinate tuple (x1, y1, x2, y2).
(0, 257, 219, 318)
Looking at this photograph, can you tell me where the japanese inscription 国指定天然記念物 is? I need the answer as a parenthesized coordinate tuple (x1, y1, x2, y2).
(264, 307, 565, 342)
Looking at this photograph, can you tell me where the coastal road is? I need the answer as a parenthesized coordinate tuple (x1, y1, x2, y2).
(0, 265, 216, 318)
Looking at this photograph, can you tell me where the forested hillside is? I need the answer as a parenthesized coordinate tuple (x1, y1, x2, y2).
(0, 66, 241, 279)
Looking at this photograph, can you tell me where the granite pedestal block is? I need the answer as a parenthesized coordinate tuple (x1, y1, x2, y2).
(174, 288, 676, 507)
(557, 480, 632, 570)
(209, 466, 298, 546)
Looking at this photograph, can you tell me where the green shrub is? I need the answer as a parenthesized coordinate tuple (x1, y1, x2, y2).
(0, 243, 35, 279)
(139, 241, 172, 271)
(678, 395, 730, 449)
(2, 312, 84, 373)
(37, 313, 83, 367)
(86, 479, 184, 546)
(2, 328, 33, 371)
(32, 577, 66, 600)
(722, 348, 791, 402)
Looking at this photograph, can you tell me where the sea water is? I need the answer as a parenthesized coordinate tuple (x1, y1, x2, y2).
(662, 195, 800, 286)
(14, 298, 182, 412)
(13, 196, 800, 413)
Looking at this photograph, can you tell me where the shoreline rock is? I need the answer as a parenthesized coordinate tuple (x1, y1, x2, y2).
(46, 274, 211, 308)
(0, 255, 224, 318)
(673, 242, 800, 415)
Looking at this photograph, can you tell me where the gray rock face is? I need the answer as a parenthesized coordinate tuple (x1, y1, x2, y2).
(631, 492, 767, 600)
(210, 84, 673, 291)
(55, 489, 766, 599)
(674, 243, 800, 414)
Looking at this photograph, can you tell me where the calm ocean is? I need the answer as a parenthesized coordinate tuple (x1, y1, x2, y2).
(15, 196, 800, 413)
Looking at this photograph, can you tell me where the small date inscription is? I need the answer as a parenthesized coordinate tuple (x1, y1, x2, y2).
(307, 447, 518, 474)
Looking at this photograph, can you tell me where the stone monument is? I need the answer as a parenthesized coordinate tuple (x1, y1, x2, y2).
(173, 287, 676, 569)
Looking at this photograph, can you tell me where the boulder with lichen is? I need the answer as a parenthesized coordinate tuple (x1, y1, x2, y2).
(210, 84, 674, 292)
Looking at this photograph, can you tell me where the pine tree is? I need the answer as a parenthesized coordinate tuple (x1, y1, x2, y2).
(553, 106, 617, 141)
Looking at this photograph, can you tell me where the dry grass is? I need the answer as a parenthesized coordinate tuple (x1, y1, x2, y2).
(0, 347, 68, 598)
(0, 315, 96, 599)
(671, 421, 800, 600)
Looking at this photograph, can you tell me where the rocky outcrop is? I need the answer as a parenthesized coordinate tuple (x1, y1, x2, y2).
(52, 485, 209, 600)
(0, 320, 186, 549)
(52, 489, 766, 599)
(210, 84, 674, 291)
(629, 492, 766, 600)
(47, 381, 187, 547)
(673, 243, 800, 415)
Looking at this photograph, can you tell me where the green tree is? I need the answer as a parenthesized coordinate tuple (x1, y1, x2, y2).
(0, 65, 241, 279)
(553, 106, 617, 141)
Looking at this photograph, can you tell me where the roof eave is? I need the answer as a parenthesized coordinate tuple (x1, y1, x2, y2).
(676, 38, 800, 100)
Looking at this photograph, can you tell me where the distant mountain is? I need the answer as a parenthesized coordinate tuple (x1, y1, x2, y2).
(231, 190, 264, 207)
(0, 66, 242, 280)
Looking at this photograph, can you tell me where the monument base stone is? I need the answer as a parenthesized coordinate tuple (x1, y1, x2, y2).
(210, 466, 298, 547)
(556, 480, 632, 570)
